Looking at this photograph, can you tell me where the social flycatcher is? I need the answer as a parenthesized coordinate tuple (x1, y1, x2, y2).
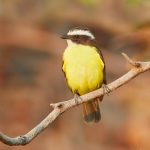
(61, 27, 106, 123)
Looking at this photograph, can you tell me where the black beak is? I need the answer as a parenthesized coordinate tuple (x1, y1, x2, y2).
(60, 34, 69, 39)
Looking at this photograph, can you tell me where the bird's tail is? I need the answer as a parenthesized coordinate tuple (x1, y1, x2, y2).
(82, 97, 102, 123)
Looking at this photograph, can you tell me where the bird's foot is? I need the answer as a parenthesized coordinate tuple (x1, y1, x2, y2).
(102, 84, 111, 96)
(74, 94, 82, 105)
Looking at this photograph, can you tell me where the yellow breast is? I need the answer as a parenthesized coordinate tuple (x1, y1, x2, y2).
(63, 44, 104, 95)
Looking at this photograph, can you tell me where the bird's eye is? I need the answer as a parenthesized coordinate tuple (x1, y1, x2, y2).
(75, 35, 79, 38)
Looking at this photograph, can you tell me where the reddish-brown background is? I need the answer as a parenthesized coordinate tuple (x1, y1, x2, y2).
(0, 0, 150, 150)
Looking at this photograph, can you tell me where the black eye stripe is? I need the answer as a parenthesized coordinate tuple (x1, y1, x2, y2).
(75, 35, 79, 38)
(74, 35, 90, 38)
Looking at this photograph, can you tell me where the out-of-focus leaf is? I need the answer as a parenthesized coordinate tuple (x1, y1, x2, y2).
(125, 0, 150, 6)
(126, 0, 141, 6)
(77, 0, 101, 7)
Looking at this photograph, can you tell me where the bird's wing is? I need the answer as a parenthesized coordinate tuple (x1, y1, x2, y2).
(97, 47, 107, 84)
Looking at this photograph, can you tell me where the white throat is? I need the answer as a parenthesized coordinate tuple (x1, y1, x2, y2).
(67, 40, 77, 47)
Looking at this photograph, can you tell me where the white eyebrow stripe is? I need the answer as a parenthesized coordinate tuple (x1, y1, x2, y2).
(67, 30, 95, 39)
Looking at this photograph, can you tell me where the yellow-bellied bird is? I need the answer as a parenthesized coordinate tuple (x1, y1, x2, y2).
(61, 27, 107, 123)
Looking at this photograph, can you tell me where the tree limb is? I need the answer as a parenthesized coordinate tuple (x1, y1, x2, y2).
(0, 53, 150, 146)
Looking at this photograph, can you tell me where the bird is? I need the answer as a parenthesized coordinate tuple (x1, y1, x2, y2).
(61, 27, 107, 123)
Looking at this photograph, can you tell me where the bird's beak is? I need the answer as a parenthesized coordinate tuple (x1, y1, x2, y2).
(60, 34, 69, 39)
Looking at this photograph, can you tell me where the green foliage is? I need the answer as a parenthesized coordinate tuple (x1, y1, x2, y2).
(77, 0, 101, 7)
(125, 0, 150, 6)
(126, 0, 141, 6)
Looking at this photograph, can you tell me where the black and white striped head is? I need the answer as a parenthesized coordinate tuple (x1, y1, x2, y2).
(61, 27, 96, 45)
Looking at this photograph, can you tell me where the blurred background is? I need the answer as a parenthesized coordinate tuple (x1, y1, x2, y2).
(0, 0, 150, 150)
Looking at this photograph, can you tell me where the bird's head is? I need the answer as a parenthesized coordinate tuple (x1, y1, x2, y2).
(61, 27, 95, 47)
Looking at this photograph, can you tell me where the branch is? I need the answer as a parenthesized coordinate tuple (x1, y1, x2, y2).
(0, 53, 150, 146)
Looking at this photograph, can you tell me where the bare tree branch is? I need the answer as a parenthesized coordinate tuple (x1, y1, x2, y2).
(0, 53, 150, 146)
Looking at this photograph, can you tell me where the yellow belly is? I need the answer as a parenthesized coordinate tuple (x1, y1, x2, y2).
(63, 44, 104, 95)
